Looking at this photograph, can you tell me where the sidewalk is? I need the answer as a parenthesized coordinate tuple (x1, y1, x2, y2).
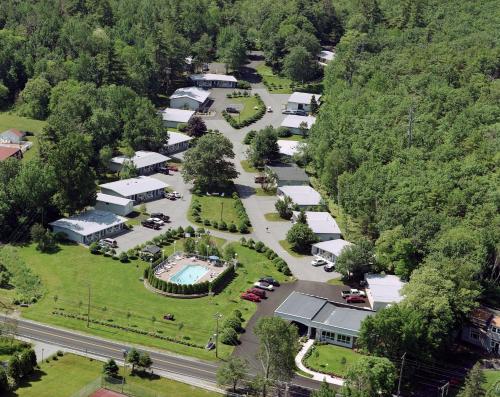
(295, 339, 344, 386)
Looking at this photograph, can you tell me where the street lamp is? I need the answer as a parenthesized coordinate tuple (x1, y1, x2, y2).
(214, 313, 223, 358)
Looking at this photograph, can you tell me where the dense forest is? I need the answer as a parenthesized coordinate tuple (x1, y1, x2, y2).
(308, 0, 499, 362)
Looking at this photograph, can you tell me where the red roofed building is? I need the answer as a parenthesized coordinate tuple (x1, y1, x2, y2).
(0, 146, 22, 161)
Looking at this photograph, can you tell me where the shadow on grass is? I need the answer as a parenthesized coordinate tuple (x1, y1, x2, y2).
(5, 369, 48, 396)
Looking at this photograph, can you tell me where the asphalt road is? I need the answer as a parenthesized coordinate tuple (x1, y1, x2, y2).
(1, 316, 322, 396)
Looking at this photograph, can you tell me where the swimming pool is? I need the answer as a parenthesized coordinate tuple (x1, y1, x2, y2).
(169, 265, 209, 285)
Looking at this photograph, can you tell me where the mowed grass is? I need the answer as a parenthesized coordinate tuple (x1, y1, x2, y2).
(279, 240, 307, 258)
(240, 159, 259, 173)
(255, 64, 293, 94)
(264, 212, 286, 222)
(9, 353, 220, 397)
(484, 369, 500, 393)
(9, 242, 289, 360)
(304, 344, 364, 378)
(254, 187, 276, 196)
(0, 112, 47, 162)
(227, 95, 261, 122)
(190, 195, 241, 226)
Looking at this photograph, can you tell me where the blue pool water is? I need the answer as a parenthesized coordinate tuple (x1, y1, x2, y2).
(170, 265, 209, 285)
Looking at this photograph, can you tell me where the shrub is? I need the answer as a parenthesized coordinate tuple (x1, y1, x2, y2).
(212, 220, 219, 229)
(223, 316, 243, 332)
(254, 241, 264, 252)
(233, 309, 243, 320)
(196, 227, 205, 234)
(185, 225, 195, 234)
(177, 226, 184, 234)
(220, 327, 238, 345)
(277, 127, 292, 137)
(89, 242, 100, 255)
(247, 238, 255, 249)
(237, 80, 251, 89)
(238, 222, 249, 234)
(119, 252, 129, 263)
(219, 220, 227, 230)
(204, 219, 211, 226)
(228, 223, 237, 233)
(240, 237, 247, 246)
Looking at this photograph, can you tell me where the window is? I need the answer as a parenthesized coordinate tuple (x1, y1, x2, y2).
(470, 331, 480, 340)
(491, 326, 500, 334)
(322, 331, 335, 340)
(336, 334, 351, 344)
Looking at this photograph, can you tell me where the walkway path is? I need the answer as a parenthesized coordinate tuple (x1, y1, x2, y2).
(295, 339, 345, 386)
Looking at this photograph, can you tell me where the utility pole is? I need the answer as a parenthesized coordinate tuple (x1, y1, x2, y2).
(214, 313, 223, 358)
(86, 285, 91, 327)
(397, 352, 406, 396)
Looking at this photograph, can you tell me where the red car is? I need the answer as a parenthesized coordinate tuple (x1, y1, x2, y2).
(247, 288, 266, 299)
(346, 295, 366, 304)
(241, 292, 261, 302)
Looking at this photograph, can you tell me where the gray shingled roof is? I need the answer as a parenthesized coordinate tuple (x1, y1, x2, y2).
(274, 291, 326, 320)
(266, 164, 309, 182)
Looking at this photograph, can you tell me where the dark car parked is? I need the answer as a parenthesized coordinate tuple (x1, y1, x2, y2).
(259, 277, 280, 287)
(150, 213, 170, 222)
(241, 292, 261, 302)
(141, 220, 160, 230)
(226, 106, 240, 114)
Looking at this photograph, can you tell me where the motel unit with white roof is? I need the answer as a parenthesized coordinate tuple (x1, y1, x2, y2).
(50, 210, 127, 245)
(281, 115, 317, 135)
(161, 108, 195, 128)
(95, 193, 134, 216)
(286, 92, 321, 113)
(170, 87, 211, 111)
(100, 176, 168, 204)
(109, 151, 170, 175)
(292, 211, 342, 241)
(190, 73, 237, 88)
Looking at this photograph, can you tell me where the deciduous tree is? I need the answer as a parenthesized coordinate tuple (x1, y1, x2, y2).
(216, 357, 249, 392)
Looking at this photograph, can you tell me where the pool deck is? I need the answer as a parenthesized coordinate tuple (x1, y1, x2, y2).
(156, 255, 225, 284)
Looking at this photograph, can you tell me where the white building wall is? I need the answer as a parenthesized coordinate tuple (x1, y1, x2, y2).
(95, 201, 134, 216)
(51, 226, 85, 244)
(316, 233, 342, 242)
(286, 101, 311, 112)
(170, 97, 201, 111)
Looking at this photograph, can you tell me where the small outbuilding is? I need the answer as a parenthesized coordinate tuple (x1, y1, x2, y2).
(364, 274, 406, 311)
(266, 164, 309, 187)
(311, 239, 352, 263)
(163, 131, 193, 155)
(190, 73, 237, 88)
(277, 186, 321, 208)
(275, 291, 373, 348)
(109, 151, 170, 175)
(49, 210, 127, 245)
(0, 146, 22, 161)
(161, 108, 195, 129)
(318, 50, 335, 66)
(292, 211, 341, 241)
(281, 115, 317, 135)
(141, 245, 162, 261)
(0, 128, 26, 144)
(170, 87, 211, 111)
(100, 176, 168, 204)
(95, 193, 134, 216)
(286, 92, 321, 113)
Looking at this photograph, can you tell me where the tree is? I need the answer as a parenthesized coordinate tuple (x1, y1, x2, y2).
(296, 210, 307, 224)
(247, 126, 280, 167)
(126, 348, 140, 373)
(310, 95, 319, 115)
(138, 352, 152, 372)
(47, 132, 96, 214)
(283, 46, 316, 82)
(103, 359, 120, 377)
(19, 349, 35, 377)
(7, 354, 22, 383)
(0, 262, 10, 288)
(275, 196, 293, 220)
(342, 356, 396, 397)
(457, 363, 485, 397)
(193, 33, 212, 70)
(0, 82, 8, 108)
(30, 224, 57, 253)
(216, 357, 249, 392)
(120, 160, 138, 179)
(19, 76, 52, 120)
(220, 327, 238, 345)
(254, 317, 299, 396)
(0, 366, 7, 392)
(286, 222, 318, 254)
(182, 133, 238, 190)
(312, 380, 336, 397)
(185, 116, 207, 138)
(217, 28, 246, 73)
(335, 239, 374, 280)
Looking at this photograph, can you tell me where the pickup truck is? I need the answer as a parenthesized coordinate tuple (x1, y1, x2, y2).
(341, 289, 366, 298)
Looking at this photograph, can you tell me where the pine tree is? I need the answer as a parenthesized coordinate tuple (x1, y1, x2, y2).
(457, 363, 485, 397)
(310, 95, 319, 115)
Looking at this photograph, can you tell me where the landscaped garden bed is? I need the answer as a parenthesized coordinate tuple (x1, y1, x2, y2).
(303, 342, 364, 378)
(255, 64, 323, 94)
(189, 192, 251, 234)
(222, 92, 266, 129)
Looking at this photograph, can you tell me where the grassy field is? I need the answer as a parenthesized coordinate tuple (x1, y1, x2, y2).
(279, 240, 307, 258)
(264, 213, 287, 222)
(484, 369, 500, 394)
(8, 353, 219, 397)
(240, 160, 258, 173)
(0, 112, 47, 162)
(254, 187, 276, 196)
(227, 95, 260, 122)
(189, 195, 243, 230)
(2, 242, 289, 360)
(256, 65, 294, 94)
(304, 344, 364, 378)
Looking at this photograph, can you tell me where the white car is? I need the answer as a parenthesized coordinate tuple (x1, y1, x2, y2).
(172, 191, 181, 199)
(311, 258, 327, 267)
(267, 106, 273, 112)
(254, 281, 274, 291)
(148, 218, 164, 226)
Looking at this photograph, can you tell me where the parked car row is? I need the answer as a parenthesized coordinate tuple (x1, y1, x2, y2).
(311, 257, 335, 272)
(141, 212, 170, 229)
(282, 109, 307, 116)
(342, 288, 367, 303)
(241, 276, 280, 303)
(165, 191, 181, 200)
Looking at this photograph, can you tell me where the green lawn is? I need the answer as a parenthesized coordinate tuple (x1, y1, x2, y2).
(484, 369, 500, 394)
(240, 160, 258, 173)
(279, 240, 307, 258)
(327, 277, 344, 286)
(254, 187, 276, 196)
(189, 195, 243, 230)
(8, 353, 219, 397)
(304, 344, 364, 378)
(280, 135, 306, 142)
(264, 213, 287, 222)
(0, 338, 30, 362)
(227, 95, 260, 122)
(0, 112, 47, 162)
(256, 65, 294, 94)
(2, 242, 289, 361)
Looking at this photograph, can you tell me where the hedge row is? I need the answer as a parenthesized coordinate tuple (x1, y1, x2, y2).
(221, 93, 266, 129)
(210, 264, 236, 294)
(240, 238, 292, 276)
(51, 310, 204, 349)
(226, 90, 250, 98)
